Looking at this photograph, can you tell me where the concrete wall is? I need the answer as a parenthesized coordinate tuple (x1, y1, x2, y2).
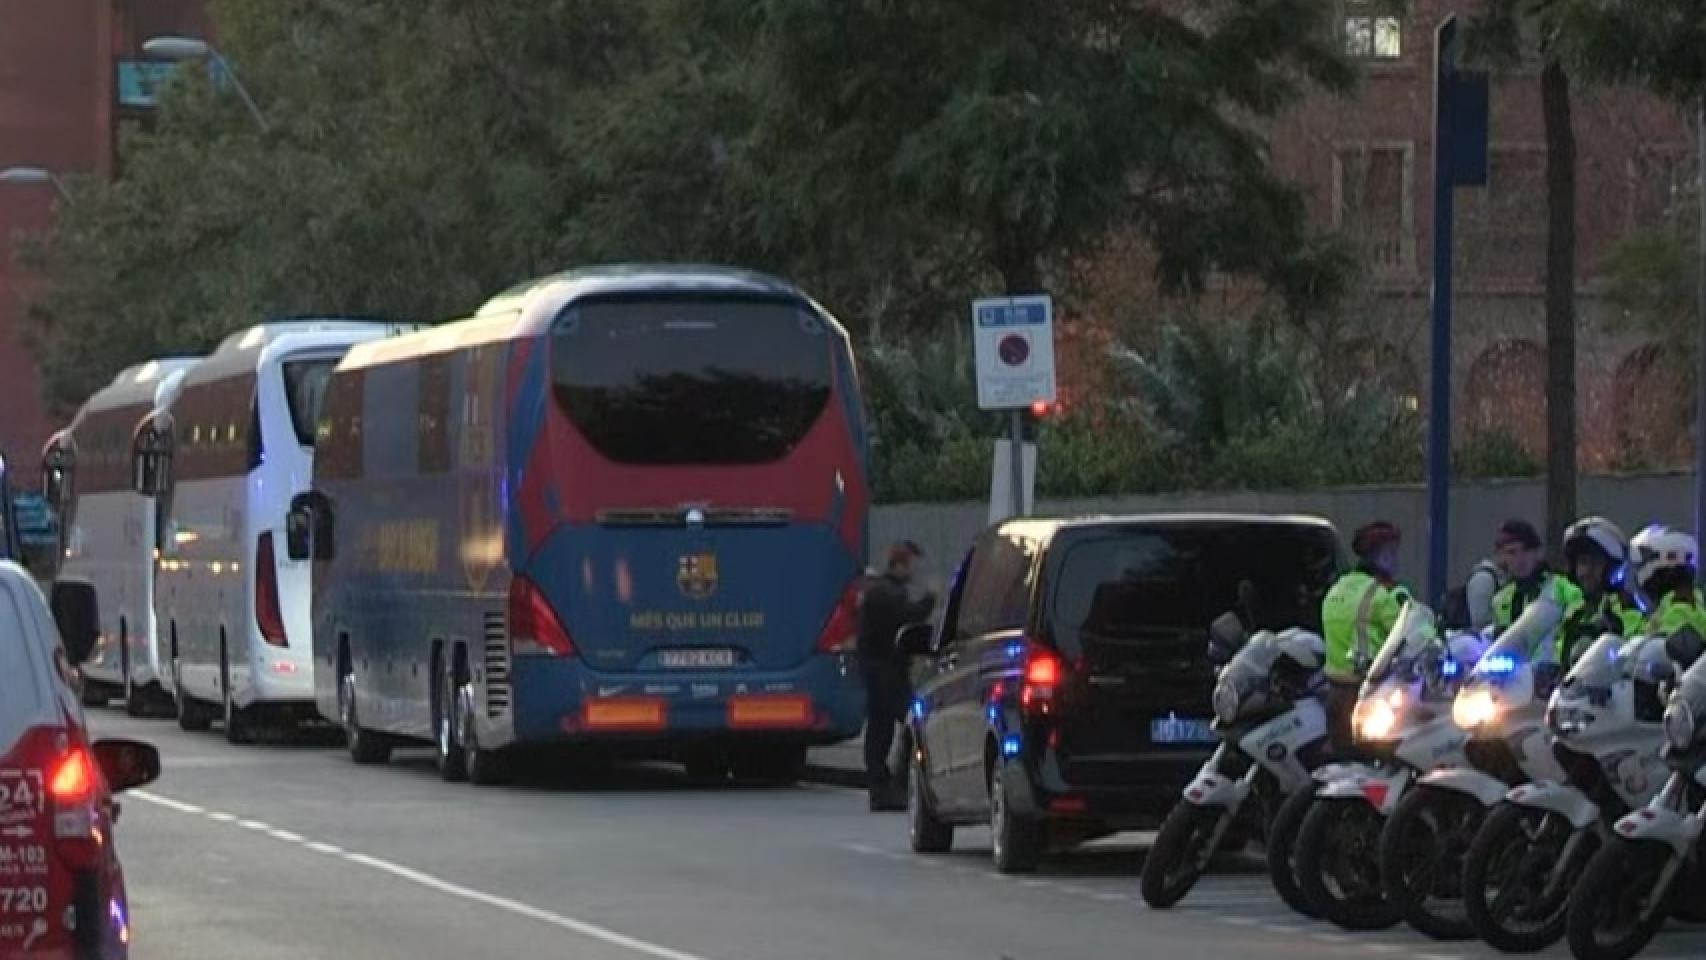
(872, 472, 1699, 597)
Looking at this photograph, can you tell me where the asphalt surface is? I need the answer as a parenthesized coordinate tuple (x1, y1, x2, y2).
(91, 711, 1706, 960)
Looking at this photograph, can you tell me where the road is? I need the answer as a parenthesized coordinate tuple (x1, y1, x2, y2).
(92, 711, 1706, 960)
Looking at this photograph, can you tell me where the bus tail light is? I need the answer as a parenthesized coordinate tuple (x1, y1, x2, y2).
(509, 576, 576, 657)
(815, 580, 861, 654)
(255, 532, 288, 647)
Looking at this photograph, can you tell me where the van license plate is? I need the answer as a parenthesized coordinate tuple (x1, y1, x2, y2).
(1150, 716, 1217, 744)
(658, 648, 738, 669)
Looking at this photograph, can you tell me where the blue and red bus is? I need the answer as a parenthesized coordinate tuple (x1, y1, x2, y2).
(297, 266, 870, 783)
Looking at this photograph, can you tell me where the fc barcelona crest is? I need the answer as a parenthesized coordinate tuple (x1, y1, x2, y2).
(678, 552, 719, 600)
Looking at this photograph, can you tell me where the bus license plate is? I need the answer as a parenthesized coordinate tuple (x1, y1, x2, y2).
(1150, 716, 1216, 744)
(658, 648, 738, 669)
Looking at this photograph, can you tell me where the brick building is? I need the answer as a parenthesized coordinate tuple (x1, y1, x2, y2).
(0, 0, 208, 481)
(1268, 0, 1697, 469)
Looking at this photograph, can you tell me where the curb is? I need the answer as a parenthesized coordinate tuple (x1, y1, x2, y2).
(800, 761, 866, 789)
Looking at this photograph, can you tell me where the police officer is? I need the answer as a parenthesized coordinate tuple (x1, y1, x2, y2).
(1629, 526, 1706, 662)
(1322, 521, 1405, 751)
(857, 541, 937, 811)
(1490, 519, 1583, 633)
(1464, 556, 1505, 631)
(1558, 517, 1642, 666)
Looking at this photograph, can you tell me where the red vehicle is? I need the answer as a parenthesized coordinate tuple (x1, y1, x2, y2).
(0, 563, 159, 959)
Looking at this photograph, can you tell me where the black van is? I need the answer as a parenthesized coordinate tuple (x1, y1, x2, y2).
(899, 514, 1340, 873)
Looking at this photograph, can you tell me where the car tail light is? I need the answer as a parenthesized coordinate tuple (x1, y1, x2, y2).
(1021, 643, 1063, 712)
(255, 532, 288, 647)
(9, 726, 104, 872)
(509, 576, 576, 657)
(815, 579, 861, 654)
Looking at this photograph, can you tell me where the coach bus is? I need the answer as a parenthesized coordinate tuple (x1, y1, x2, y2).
(44, 357, 200, 711)
(298, 265, 869, 785)
(135, 319, 416, 742)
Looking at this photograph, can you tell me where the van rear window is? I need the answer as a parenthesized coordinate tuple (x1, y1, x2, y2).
(1049, 525, 1339, 658)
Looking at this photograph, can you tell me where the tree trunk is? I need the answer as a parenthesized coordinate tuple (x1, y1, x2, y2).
(1541, 58, 1578, 551)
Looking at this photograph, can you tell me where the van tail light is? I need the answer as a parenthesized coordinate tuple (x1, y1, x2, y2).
(815, 579, 861, 654)
(9, 727, 104, 872)
(256, 532, 288, 647)
(509, 576, 576, 657)
(1021, 643, 1064, 713)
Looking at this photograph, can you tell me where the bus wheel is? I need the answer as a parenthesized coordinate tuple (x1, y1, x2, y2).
(458, 681, 508, 786)
(731, 746, 805, 787)
(340, 668, 391, 765)
(435, 653, 468, 783)
(221, 644, 257, 745)
(174, 655, 213, 732)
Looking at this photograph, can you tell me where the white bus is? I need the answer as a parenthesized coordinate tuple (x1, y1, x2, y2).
(137, 319, 417, 742)
(43, 358, 200, 713)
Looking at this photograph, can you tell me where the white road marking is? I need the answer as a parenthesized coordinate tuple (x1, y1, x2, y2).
(133, 790, 723, 960)
(132, 791, 203, 815)
(1217, 916, 1259, 926)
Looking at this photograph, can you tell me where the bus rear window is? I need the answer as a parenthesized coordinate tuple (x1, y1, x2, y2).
(551, 298, 832, 465)
(283, 358, 339, 448)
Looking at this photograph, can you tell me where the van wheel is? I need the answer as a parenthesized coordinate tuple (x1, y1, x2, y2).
(990, 761, 1044, 874)
(458, 681, 508, 786)
(174, 655, 213, 732)
(221, 644, 257, 745)
(340, 669, 391, 765)
(435, 652, 468, 783)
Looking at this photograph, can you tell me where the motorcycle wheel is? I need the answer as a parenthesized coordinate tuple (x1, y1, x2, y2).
(1267, 787, 1320, 919)
(1379, 784, 1482, 941)
(1141, 804, 1224, 908)
(1296, 796, 1400, 931)
(1565, 838, 1673, 960)
(1463, 802, 1585, 953)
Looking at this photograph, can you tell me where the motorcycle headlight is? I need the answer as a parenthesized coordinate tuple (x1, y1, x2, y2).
(1354, 690, 1403, 741)
(1664, 700, 1696, 751)
(1212, 680, 1242, 725)
(1453, 688, 1501, 730)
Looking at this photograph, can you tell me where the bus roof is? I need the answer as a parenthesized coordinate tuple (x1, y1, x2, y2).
(342, 265, 838, 374)
(189, 317, 415, 385)
(73, 356, 202, 420)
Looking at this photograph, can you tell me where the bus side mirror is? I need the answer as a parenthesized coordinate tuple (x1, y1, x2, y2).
(131, 450, 170, 497)
(288, 492, 333, 561)
(51, 580, 100, 666)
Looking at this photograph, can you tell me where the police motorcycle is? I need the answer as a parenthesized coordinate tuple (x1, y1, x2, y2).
(1458, 632, 1672, 953)
(1378, 597, 1571, 941)
(1565, 635, 1706, 960)
(1291, 602, 1490, 930)
(1141, 615, 1331, 907)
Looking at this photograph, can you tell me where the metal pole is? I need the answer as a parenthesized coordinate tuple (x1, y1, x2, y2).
(213, 51, 270, 133)
(1694, 97, 1706, 560)
(1009, 408, 1025, 519)
(1427, 18, 1458, 606)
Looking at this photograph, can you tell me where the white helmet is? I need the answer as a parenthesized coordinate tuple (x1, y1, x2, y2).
(1563, 516, 1628, 566)
(1274, 627, 1326, 671)
(1630, 525, 1699, 592)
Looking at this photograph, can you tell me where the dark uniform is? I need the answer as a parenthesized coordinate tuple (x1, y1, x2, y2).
(857, 573, 935, 805)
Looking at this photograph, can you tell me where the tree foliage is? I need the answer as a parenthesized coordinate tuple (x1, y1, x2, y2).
(21, 0, 1361, 414)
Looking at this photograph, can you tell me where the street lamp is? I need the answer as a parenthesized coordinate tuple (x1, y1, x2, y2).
(0, 166, 72, 203)
(142, 35, 270, 132)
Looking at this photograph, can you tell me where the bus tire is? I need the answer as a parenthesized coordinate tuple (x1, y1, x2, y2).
(435, 649, 468, 783)
(459, 681, 508, 786)
(173, 653, 213, 732)
(731, 746, 805, 787)
(122, 625, 148, 718)
(221, 642, 258, 745)
(340, 668, 391, 765)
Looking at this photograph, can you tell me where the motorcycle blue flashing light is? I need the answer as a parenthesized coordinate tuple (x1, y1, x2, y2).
(1005, 641, 1025, 660)
(911, 698, 926, 721)
(1001, 733, 1022, 757)
(1440, 657, 1460, 678)
(1480, 653, 1519, 676)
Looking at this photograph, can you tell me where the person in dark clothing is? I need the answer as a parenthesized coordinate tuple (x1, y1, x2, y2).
(858, 541, 937, 811)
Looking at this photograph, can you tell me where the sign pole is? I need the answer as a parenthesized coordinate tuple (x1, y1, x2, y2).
(1009, 409, 1025, 518)
(1428, 16, 1458, 607)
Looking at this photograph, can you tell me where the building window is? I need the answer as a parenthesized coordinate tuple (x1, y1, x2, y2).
(1344, 1, 1403, 60)
(1335, 143, 1415, 273)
